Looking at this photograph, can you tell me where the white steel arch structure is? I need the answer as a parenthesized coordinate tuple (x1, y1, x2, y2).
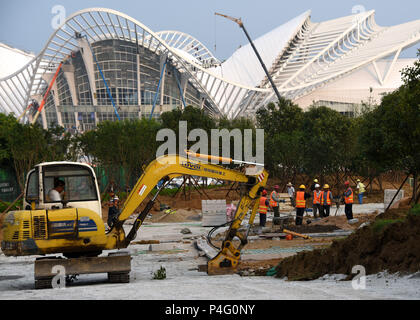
(0, 7, 270, 122)
(0, 8, 419, 122)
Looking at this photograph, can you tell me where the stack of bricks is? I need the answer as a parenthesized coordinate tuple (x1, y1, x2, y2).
(276, 193, 295, 212)
(384, 189, 405, 210)
(201, 200, 227, 227)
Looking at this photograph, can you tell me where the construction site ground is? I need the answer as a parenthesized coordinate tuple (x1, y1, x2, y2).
(1, 201, 420, 300)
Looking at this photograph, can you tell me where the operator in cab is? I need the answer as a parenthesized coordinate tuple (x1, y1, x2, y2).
(48, 179, 66, 202)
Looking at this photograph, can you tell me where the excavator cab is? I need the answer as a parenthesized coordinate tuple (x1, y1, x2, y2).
(24, 162, 102, 218)
(2, 162, 107, 257)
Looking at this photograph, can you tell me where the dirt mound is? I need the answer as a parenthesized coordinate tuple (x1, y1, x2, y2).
(308, 213, 378, 230)
(375, 208, 408, 220)
(148, 209, 201, 223)
(274, 212, 420, 280)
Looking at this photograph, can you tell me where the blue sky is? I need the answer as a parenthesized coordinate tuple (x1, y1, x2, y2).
(0, 0, 419, 59)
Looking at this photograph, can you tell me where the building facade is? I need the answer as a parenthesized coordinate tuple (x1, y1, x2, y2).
(0, 8, 419, 131)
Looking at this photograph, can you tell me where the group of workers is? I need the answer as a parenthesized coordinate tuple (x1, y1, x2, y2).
(258, 179, 365, 226)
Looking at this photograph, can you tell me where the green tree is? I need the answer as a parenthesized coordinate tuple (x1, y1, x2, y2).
(256, 98, 304, 179)
(301, 106, 354, 179)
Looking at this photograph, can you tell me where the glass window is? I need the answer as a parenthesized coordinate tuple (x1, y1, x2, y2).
(26, 170, 39, 203)
(43, 165, 98, 203)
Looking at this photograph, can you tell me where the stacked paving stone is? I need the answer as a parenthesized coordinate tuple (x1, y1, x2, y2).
(201, 200, 227, 227)
(276, 193, 295, 212)
(384, 189, 404, 210)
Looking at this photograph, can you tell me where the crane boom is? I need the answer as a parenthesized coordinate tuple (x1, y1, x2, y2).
(215, 12, 283, 103)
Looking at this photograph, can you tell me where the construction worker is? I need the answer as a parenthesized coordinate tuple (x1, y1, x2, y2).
(270, 185, 282, 225)
(310, 179, 319, 192)
(321, 184, 334, 217)
(258, 190, 270, 227)
(295, 185, 311, 225)
(286, 182, 295, 207)
(312, 184, 322, 218)
(343, 181, 354, 220)
(356, 179, 366, 204)
(107, 196, 120, 229)
(48, 178, 66, 202)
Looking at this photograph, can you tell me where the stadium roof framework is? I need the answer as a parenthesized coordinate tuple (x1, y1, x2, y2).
(0, 8, 419, 121)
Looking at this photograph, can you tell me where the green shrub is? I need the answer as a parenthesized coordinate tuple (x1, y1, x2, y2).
(152, 266, 166, 280)
(372, 219, 403, 233)
(409, 204, 420, 216)
(0, 199, 23, 213)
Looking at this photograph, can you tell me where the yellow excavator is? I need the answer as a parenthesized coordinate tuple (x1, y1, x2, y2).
(1, 153, 268, 288)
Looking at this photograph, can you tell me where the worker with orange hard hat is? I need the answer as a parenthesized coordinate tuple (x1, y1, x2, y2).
(258, 189, 270, 227)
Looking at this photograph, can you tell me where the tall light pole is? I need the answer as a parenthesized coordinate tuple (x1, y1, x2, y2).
(215, 12, 282, 103)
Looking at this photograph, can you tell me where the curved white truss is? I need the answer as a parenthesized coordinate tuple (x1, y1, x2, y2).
(0, 7, 270, 121)
(239, 10, 420, 117)
(156, 30, 220, 67)
(0, 8, 419, 121)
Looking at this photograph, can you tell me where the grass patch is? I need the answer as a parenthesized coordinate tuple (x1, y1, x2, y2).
(372, 219, 404, 233)
(409, 204, 420, 217)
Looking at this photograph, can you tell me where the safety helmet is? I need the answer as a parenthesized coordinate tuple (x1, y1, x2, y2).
(315, 184, 320, 188)
(324, 184, 330, 189)
(299, 185, 306, 189)
(314, 179, 319, 183)
(357, 179, 361, 182)
(344, 181, 350, 186)
(262, 190, 267, 196)
(274, 185, 280, 190)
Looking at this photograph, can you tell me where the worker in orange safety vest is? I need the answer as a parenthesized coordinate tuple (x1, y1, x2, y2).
(321, 184, 334, 217)
(343, 181, 354, 220)
(295, 185, 311, 225)
(270, 185, 282, 225)
(258, 190, 270, 227)
(312, 184, 322, 219)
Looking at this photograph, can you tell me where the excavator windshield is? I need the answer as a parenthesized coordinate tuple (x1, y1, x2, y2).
(43, 164, 98, 203)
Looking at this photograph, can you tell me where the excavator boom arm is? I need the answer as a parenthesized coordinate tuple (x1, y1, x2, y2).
(117, 155, 250, 223)
(105, 154, 268, 275)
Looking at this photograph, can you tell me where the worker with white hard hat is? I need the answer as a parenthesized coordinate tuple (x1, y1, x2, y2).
(310, 179, 319, 192)
(312, 183, 322, 218)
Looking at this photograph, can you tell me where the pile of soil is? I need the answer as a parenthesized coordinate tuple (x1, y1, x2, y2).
(274, 209, 420, 280)
(148, 209, 201, 223)
(308, 213, 378, 231)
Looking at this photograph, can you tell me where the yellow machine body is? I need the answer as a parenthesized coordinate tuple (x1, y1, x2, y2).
(1, 154, 268, 276)
(1, 208, 107, 256)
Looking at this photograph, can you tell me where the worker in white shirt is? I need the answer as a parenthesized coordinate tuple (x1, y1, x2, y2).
(48, 179, 65, 202)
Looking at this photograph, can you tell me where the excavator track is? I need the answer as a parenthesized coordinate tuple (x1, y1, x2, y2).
(34, 253, 131, 289)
